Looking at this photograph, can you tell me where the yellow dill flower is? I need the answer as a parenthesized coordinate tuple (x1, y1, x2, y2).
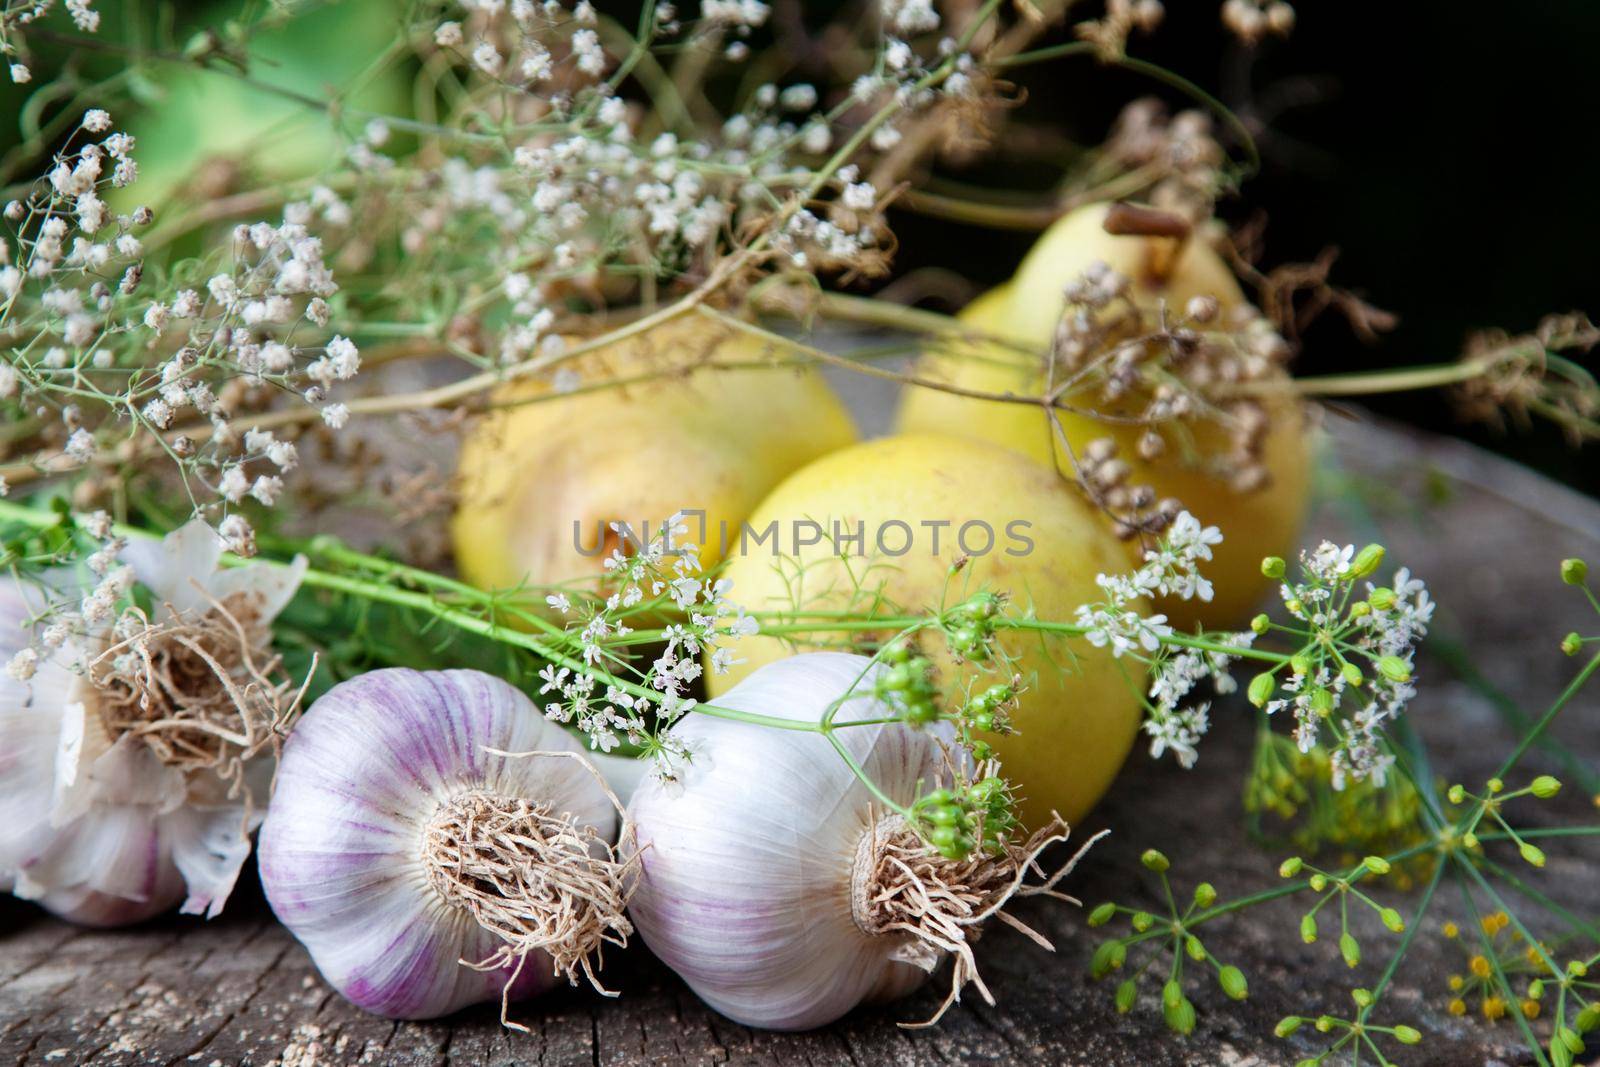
(1483, 996, 1507, 1021)
(1448, 974, 1465, 991)
(1521, 999, 1540, 1019)
(1442, 921, 1460, 938)
(1448, 998, 1467, 1016)
(1470, 955, 1493, 978)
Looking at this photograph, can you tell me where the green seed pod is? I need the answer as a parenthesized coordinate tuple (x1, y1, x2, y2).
(1552, 1039, 1575, 1067)
(1561, 558, 1588, 585)
(1309, 873, 1328, 891)
(1560, 1025, 1586, 1052)
(1363, 855, 1392, 875)
(1349, 544, 1386, 578)
(1340, 931, 1361, 968)
(1162, 978, 1183, 1010)
(1186, 935, 1207, 962)
(1248, 672, 1276, 708)
(1279, 856, 1304, 878)
(1521, 842, 1547, 868)
(1091, 939, 1127, 978)
(1274, 1016, 1303, 1038)
(1351, 987, 1373, 1008)
(1575, 1003, 1600, 1031)
(1164, 991, 1196, 1036)
(1380, 908, 1405, 933)
(1262, 556, 1286, 579)
(1115, 979, 1137, 1014)
(1132, 910, 1154, 932)
(1290, 654, 1311, 676)
(1340, 661, 1364, 687)
(1561, 632, 1583, 656)
(1088, 902, 1116, 927)
(1193, 882, 1217, 908)
(1531, 775, 1563, 798)
(1349, 600, 1372, 619)
(1250, 613, 1270, 634)
(1369, 586, 1397, 611)
(1393, 1025, 1421, 1045)
(1377, 655, 1411, 683)
(1218, 965, 1248, 1001)
(1141, 848, 1170, 872)
(1447, 784, 1466, 804)
(1300, 913, 1318, 943)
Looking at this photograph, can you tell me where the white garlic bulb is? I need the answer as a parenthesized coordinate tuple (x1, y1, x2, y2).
(259, 667, 633, 1022)
(0, 520, 305, 926)
(629, 652, 1083, 1031)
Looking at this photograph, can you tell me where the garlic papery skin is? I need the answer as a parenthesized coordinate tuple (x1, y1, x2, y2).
(627, 653, 962, 1030)
(0, 520, 306, 925)
(258, 667, 630, 1022)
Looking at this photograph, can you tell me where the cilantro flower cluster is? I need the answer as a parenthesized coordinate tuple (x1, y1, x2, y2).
(1256, 542, 1433, 788)
(538, 512, 756, 771)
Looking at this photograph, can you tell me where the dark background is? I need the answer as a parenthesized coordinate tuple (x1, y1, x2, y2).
(885, 0, 1600, 495)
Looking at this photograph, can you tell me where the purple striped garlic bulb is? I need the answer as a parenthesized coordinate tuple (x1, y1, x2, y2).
(627, 652, 1089, 1031)
(0, 520, 305, 926)
(259, 667, 635, 1023)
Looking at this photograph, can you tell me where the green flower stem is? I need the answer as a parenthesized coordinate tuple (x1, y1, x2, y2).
(1361, 855, 1446, 1011)
(1494, 649, 1600, 781)
(1456, 855, 1560, 977)
(1476, 855, 1600, 942)
(1454, 874, 1553, 1067)
(0, 499, 804, 736)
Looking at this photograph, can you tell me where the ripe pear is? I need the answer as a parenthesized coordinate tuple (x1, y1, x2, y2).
(897, 202, 1313, 628)
(709, 433, 1145, 829)
(452, 316, 857, 593)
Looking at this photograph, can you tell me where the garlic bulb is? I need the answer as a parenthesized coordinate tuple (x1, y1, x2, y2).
(0, 519, 305, 926)
(628, 652, 1091, 1031)
(259, 667, 634, 1023)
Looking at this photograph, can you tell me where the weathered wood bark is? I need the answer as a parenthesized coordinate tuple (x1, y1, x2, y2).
(3, 419, 1597, 1066)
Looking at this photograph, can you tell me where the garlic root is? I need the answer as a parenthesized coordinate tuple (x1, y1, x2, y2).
(853, 813, 1106, 1027)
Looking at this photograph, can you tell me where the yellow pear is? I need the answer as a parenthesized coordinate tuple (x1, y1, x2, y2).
(710, 433, 1146, 829)
(897, 202, 1313, 628)
(452, 316, 857, 593)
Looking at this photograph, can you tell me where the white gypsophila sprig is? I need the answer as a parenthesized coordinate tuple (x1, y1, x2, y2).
(1, 112, 357, 548)
(538, 511, 756, 777)
(1, 1, 103, 87)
